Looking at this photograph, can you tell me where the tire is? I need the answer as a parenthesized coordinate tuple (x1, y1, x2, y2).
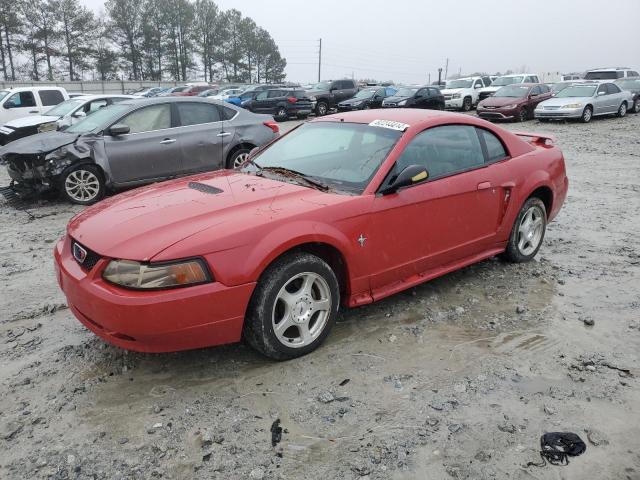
(275, 106, 288, 121)
(617, 102, 627, 118)
(503, 197, 547, 263)
(315, 101, 328, 116)
(461, 97, 472, 112)
(633, 98, 640, 114)
(226, 148, 252, 169)
(517, 108, 528, 122)
(59, 164, 105, 205)
(580, 105, 593, 123)
(243, 252, 340, 360)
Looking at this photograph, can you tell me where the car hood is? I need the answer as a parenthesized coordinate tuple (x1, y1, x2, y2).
(479, 96, 525, 107)
(67, 171, 349, 261)
(0, 131, 80, 156)
(479, 86, 500, 94)
(4, 115, 60, 129)
(383, 95, 411, 103)
(536, 96, 592, 108)
(441, 88, 469, 95)
(339, 97, 370, 105)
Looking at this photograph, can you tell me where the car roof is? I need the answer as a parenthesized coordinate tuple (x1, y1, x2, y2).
(73, 94, 136, 100)
(316, 109, 475, 128)
(116, 96, 230, 107)
(587, 67, 631, 72)
(1, 86, 66, 92)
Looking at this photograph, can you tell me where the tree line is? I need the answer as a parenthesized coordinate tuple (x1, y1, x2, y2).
(0, 0, 287, 83)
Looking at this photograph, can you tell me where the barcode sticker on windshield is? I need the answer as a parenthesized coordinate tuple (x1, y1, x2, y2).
(369, 120, 409, 131)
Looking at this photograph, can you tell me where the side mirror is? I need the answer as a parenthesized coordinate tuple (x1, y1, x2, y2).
(597, 91, 606, 96)
(474, 84, 482, 89)
(72, 111, 86, 118)
(109, 123, 130, 136)
(380, 165, 429, 195)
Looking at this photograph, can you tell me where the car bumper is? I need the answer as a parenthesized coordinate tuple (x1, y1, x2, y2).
(534, 108, 582, 119)
(54, 236, 256, 353)
(477, 108, 518, 120)
(337, 104, 361, 111)
(445, 98, 464, 109)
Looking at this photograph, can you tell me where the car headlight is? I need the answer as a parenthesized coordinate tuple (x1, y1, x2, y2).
(38, 122, 58, 133)
(45, 147, 69, 161)
(398, 100, 407, 106)
(452, 93, 461, 99)
(561, 103, 582, 109)
(352, 101, 363, 106)
(502, 104, 517, 109)
(308, 96, 316, 101)
(103, 258, 211, 290)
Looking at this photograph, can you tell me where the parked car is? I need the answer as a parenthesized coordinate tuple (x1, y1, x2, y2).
(170, 85, 214, 96)
(477, 84, 552, 122)
(52, 109, 568, 358)
(614, 78, 640, 113)
(441, 76, 493, 111)
(306, 79, 359, 116)
(134, 87, 168, 97)
(244, 89, 314, 120)
(337, 87, 397, 111)
(227, 90, 260, 107)
(549, 81, 577, 95)
(0, 97, 279, 204)
(0, 95, 134, 145)
(198, 88, 221, 98)
(381, 86, 444, 110)
(584, 67, 639, 80)
(159, 86, 187, 96)
(561, 74, 582, 81)
(209, 88, 245, 101)
(534, 82, 633, 122)
(477, 74, 540, 102)
(0, 87, 69, 125)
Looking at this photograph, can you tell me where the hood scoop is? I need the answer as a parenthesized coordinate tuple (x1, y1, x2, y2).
(188, 182, 223, 195)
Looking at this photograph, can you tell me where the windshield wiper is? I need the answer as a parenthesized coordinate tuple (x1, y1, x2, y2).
(259, 166, 329, 191)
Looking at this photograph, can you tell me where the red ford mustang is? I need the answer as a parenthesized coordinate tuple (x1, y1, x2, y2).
(54, 110, 568, 359)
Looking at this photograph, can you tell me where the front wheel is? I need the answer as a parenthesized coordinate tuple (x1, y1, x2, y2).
(517, 108, 528, 122)
(243, 253, 340, 360)
(60, 164, 105, 205)
(461, 97, 472, 112)
(503, 197, 547, 263)
(633, 98, 640, 114)
(580, 106, 593, 123)
(315, 101, 328, 116)
(275, 106, 288, 121)
(617, 102, 627, 118)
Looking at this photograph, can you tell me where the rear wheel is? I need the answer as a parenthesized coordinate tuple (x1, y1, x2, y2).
(243, 252, 339, 360)
(633, 98, 640, 113)
(227, 148, 252, 169)
(617, 102, 627, 118)
(462, 97, 472, 112)
(60, 164, 105, 205)
(580, 106, 593, 123)
(503, 197, 547, 263)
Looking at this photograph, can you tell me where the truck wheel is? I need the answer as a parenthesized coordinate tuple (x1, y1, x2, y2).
(580, 106, 593, 123)
(503, 197, 547, 263)
(243, 252, 340, 360)
(316, 101, 328, 116)
(60, 164, 105, 205)
(462, 97, 472, 112)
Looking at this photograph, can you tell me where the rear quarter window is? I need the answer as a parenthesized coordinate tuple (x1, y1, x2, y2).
(477, 128, 508, 163)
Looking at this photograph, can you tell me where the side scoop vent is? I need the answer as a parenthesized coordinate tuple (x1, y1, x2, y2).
(188, 182, 223, 195)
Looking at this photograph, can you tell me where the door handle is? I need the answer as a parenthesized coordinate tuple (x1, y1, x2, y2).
(159, 138, 176, 145)
(217, 132, 232, 137)
(477, 181, 492, 190)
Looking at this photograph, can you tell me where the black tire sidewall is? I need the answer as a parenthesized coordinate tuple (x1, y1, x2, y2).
(462, 97, 472, 111)
(316, 102, 328, 116)
(503, 197, 547, 263)
(618, 103, 626, 117)
(227, 148, 251, 169)
(244, 253, 340, 360)
(59, 164, 105, 205)
(581, 106, 592, 123)
(276, 107, 287, 121)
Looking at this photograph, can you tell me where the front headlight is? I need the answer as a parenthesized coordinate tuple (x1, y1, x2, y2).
(352, 101, 363, 106)
(103, 258, 211, 290)
(452, 93, 461, 99)
(309, 96, 316, 101)
(38, 122, 58, 133)
(561, 103, 582, 109)
(502, 104, 517, 109)
(398, 100, 407, 106)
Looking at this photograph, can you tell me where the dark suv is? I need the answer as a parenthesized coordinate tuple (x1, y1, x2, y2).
(244, 89, 314, 120)
(306, 79, 359, 116)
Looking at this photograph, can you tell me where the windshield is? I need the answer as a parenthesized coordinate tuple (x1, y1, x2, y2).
(551, 82, 572, 93)
(66, 104, 131, 134)
(584, 71, 621, 80)
(615, 79, 640, 90)
(45, 99, 85, 117)
(446, 80, 473, 89)
(555, 85, 597, 98)
(491, 76, 524, 86)
(244, 122, 403, 194)
(394, 88, 419, 97)
(493, 85, 530, 98)
(311, 81, 331, 91)
(171, 86, 188, 92)
(0, 90, 10, 102)
(355, 89, 376, 99)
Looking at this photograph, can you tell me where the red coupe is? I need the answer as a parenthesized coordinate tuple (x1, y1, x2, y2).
(54, 110, 568, 359)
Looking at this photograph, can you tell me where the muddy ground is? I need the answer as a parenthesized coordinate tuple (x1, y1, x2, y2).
(1, 113, 639, 480)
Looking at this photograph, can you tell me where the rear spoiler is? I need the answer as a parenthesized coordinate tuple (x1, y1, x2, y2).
(513, 131, 556, 147)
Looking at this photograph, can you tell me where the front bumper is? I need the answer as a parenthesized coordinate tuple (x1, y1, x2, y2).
(445, 98, 464, 109)
(54, 236, 256, 353)
(477, 107, 518, 120)
(534, 107, 583, 119)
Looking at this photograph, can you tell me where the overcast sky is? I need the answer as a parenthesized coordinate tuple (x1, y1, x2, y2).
(80, 0, 640, 84)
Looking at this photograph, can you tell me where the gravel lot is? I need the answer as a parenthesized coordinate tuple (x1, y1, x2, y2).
(1, 113, 639, 480)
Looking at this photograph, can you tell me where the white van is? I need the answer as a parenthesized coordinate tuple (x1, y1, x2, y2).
(0, 87, 69, 124)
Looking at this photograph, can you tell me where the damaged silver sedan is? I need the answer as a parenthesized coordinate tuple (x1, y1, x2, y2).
(0, 97, 279, 204)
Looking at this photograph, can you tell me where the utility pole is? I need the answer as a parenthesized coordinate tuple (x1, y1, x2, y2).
(438, 67, 442, 85)
(444, 58, 449, 81)
(318, 38, 322, 82)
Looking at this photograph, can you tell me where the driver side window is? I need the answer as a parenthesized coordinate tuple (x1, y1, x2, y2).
(393, 125, 485, 181)
(597, 84, 608, 95)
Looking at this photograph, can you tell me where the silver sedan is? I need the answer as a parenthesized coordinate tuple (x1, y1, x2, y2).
(534, 82, 633, 123)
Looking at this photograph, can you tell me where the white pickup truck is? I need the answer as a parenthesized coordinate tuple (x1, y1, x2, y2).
(0, 86, 69, 125)
(441, 76, 493, 111)
(477, 73, 541, 102)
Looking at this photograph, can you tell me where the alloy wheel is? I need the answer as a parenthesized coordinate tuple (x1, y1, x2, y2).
(271, 272, 332, 348)
(64, 169, 100, 203)
(233, 152, 249, 168)
(517, 205, 545, 256)
(618, 103, 626, 117)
